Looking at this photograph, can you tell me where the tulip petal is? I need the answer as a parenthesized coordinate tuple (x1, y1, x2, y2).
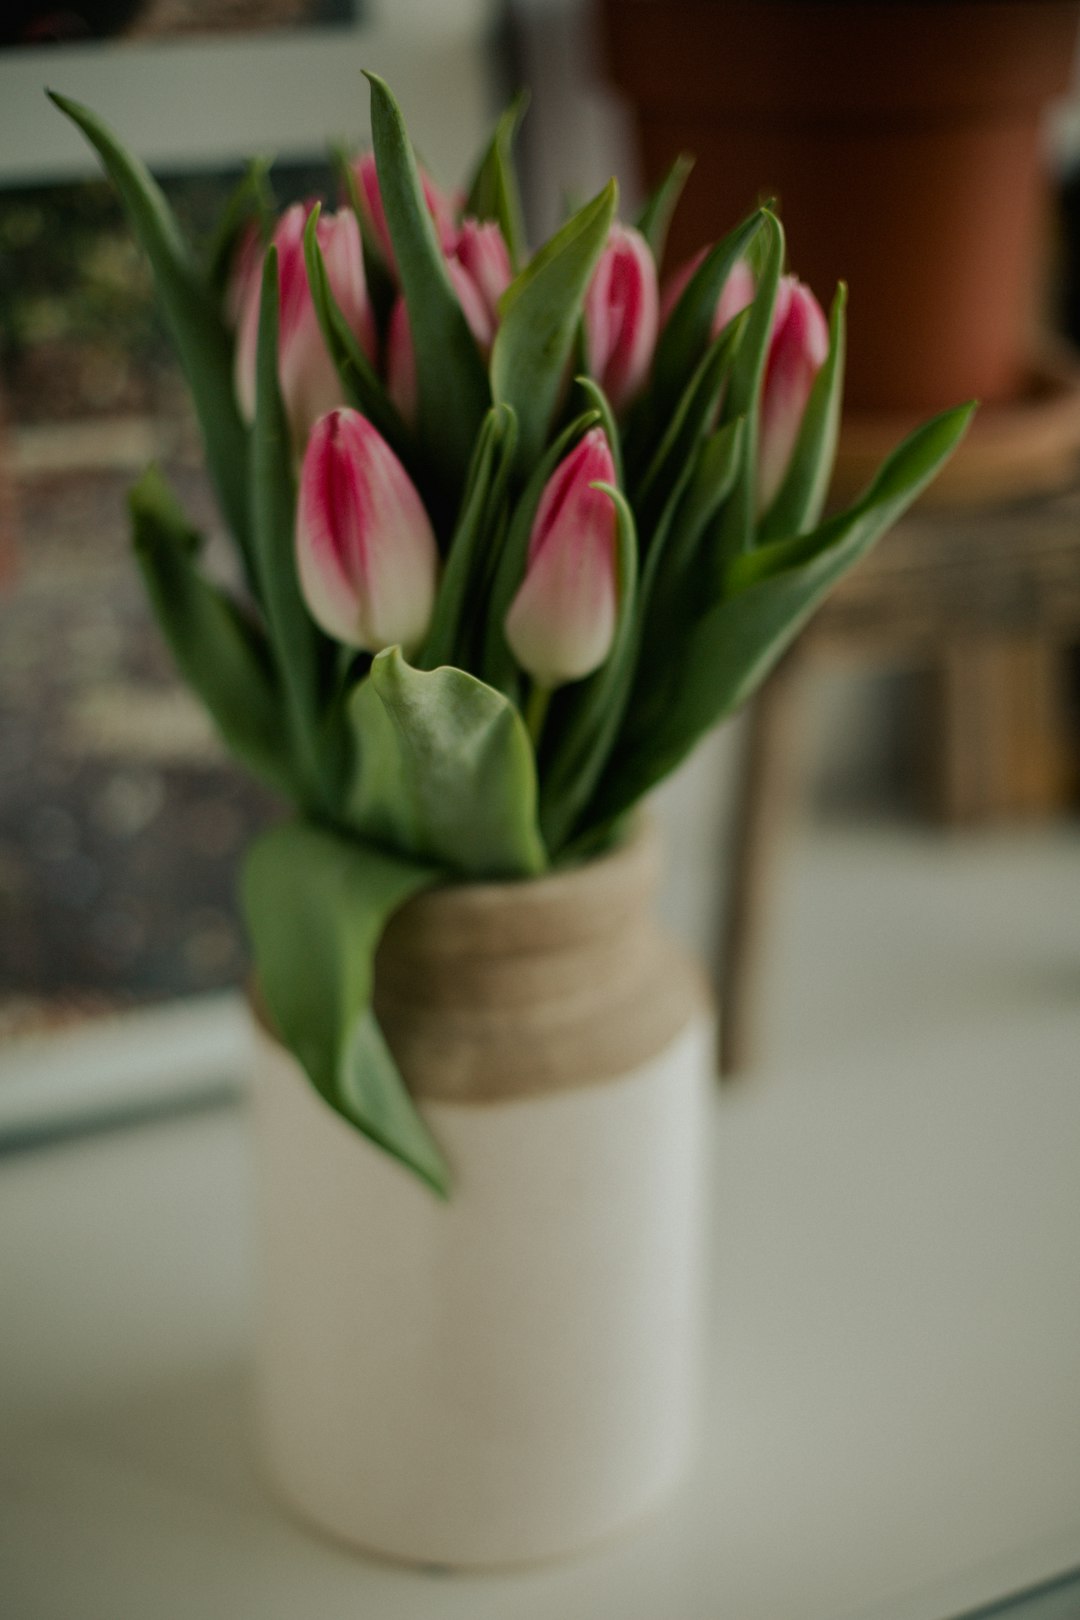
(235, 201, 377, 450)
(757, 277, 830, 515)
(297, 408, 438, 655)
(505, 427, 619, 686)
(454, 217, 512, 329)
(583, 223, 659, 414)
(318, 208, 378, 365)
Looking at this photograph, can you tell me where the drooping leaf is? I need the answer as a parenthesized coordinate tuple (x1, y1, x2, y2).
(301, 205, 413, 464)
(365, 72, 490, 498)
(465, 90, 530, 269)
(634, 152, 694, 265)
(480, 407, 602, 695)
(129, 467, 293, 798)
(758, 281, 847, 542)
(251, 250, 342, 810)
(539, 483, 640, 853)
(243, 821, 447, 1196)
(346, 648, 547, 879)
(589, 402, 975, 828)
(417, 404, 518, 671)
(491, 180, 617, 469)
(50, 93, 254, 584)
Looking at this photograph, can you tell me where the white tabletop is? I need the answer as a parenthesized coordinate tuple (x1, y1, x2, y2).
(2, 821, 1079, 1619)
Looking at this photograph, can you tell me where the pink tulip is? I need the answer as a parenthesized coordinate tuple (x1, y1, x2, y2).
(504, 427, 619, 688)
(659, 250, 756, 339)
(296, 408, 438, 656)
(757, 275, 830, 514)
(234, 203, 377, 449)
(352, 151, 458, 276)
(385, 234, 508, 424)
(453, 217, 512, 328)
(582, 224, 659, 414)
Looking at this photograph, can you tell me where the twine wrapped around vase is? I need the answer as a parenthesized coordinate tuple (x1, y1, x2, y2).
(373, 818, 711, 1104)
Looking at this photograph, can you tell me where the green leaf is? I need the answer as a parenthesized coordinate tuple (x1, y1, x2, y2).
(129, 467, 293, 798)
(728, 401, 976, 593)
(572, 374, 623, 489)
(758, 281, 847, 542)
(50, 93, 254, 585)
(606, 418, 745, 778)
(634, 153, 694, 264)
(243, 822, 448, 1196)
(539, 483, 640, 853)
(491, 180, 617, 469)
(301, 205, 413, 464)
(644, 205, 765, 441)
(713, 209, 785, 565)
(590, 402, 975, 827)
(640, 414, 745, 631)
(418, 404, 518, 671)
(480, 407, 602, 695)
(251, 249, 340, 809)
(346, 648, 547, 879)
(205, 157, 274, 301)
(465, 91, 530, 269)
(633, 310, 745, 532)
(365, 72, 490, 498)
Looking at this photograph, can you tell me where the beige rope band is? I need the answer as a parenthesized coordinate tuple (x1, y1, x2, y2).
(373, 820, 712, 1105)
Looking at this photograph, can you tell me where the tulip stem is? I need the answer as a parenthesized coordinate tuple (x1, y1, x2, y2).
(524, 683, 552, 751)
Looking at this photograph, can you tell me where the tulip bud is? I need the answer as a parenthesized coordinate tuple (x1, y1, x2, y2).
(660, 250, 756, 339)
(234, 203, 378, 449)
(757, 275, 830, 515)
(582, 224, 660, 414)
(352, 151, 458, 276)
(504, 427, 619, 688)
(453, 217, 512, 329)
(297, 408, 438, 656)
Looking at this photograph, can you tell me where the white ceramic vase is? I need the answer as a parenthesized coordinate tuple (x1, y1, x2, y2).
(251, 821, 715, 1568)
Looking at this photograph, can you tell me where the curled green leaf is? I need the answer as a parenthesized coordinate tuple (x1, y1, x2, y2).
(347, 648, 547, 879)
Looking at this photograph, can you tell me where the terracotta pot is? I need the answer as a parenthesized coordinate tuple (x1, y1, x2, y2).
(251, 820, 715, 1568)
(602, 0, 1080, 411)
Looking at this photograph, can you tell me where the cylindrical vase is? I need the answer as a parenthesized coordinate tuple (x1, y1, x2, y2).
(251, 820, 715, 1568)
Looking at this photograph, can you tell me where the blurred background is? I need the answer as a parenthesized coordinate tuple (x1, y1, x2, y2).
(0, 0, 1078, 1054)
(2, 6, 1080, 1614)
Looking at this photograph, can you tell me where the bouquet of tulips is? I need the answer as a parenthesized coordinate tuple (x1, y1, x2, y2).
(53, 77, 970, 1194)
